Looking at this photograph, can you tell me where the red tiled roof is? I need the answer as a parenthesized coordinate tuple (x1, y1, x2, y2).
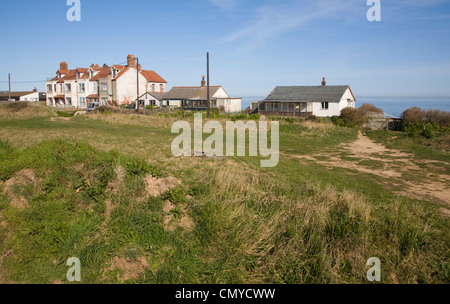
(112, 65, 126, 70)
(90, 68, 111, 81)
(57, 70, 77, 83)
(140, 70, 167, 83)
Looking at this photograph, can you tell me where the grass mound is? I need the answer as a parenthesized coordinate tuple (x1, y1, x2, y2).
(0, 102, 55, 118)
(0, 137, 448, 284)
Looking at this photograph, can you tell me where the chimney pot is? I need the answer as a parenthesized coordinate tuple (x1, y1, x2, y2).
(322, 77, 326, 86)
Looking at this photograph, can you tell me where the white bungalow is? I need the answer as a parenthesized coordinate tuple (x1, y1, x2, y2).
(258, 78, 356, 117)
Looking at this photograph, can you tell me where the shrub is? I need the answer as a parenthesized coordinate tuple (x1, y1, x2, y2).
(340, 107, 365, 127)
(231, 114, 247, 122)
(402, 107, 425, 124)
(248, 114, 261, 121)
(331, 116, 346, 127)
(358, 103, 384, 115)
(424, 109, 450, 127)
(421, 128, 435, 139)
(285, 117, 294, 124)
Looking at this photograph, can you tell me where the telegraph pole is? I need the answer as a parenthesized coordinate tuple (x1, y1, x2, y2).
(207, 52, 210, 118)
(136, 57, 140, 112)
(8, 73, 11, 102)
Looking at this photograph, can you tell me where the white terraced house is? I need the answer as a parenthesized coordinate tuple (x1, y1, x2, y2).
(46, 55, 167, 109)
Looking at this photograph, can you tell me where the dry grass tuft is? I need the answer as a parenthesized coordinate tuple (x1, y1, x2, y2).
(0, 103, 55, 118)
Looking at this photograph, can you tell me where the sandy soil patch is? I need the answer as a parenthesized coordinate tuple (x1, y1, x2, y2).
(144, 175, 181, 198)
(3, 169, 40, 210)
(289, 131, 450, 207)
(107, 256, 149, 282)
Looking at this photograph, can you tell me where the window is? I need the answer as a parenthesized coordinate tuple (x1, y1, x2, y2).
(92, 82, 98, 92)
(66, 98, 72, 105)
(90, 71, 94, 78)
(79, 83, 85, 92)
(101, 83, 107, 92)
(160, 84, 164, 92)
(79, 97, 86, 108)
(152, 84, 155, 92)
(47, 84, 53, 92)
(321, 102, 329, 110)
(65, 84, 71, 92)
(59, 84, 63, 92)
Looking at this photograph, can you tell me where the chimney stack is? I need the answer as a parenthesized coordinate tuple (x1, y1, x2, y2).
(201, 75, 206, 87)
(60, 62, 68, 71)
(127, 54, 136, 68)
(322, 77, 326, 86)
(33, 87, 38, 92)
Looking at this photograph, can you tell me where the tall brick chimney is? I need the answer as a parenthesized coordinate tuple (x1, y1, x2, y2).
(201, 75, 206, 87)
(322, 77, 326, 86)
(127, 55, 136, 68)
(60, 62, 68, 71)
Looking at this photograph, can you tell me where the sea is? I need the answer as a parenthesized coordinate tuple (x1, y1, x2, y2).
(241, 97, 450, 118)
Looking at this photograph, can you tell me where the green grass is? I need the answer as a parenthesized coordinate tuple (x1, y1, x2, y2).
(366, 129, 450, 162)
(0, 108, 449, 284)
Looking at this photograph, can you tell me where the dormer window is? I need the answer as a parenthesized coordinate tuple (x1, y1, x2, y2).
(90, 70, 94, 78)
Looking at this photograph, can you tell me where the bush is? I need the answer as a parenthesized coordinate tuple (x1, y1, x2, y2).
(421, 128, 435, 139)
(285, 117, 294, 124)
(231, 114, 247, 122)
(248, 114, 261, 121)
(401, 107, 450, 132)
(402, 107, 425, 124)
(340, 107, 365, 127)
(358, 103, 384, 115)
(424, 109, 450, 127)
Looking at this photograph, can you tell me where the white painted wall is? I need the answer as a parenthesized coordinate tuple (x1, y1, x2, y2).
(312, 88, 356, 117)
(19, 92, 39, 102)
(114, 68, 148, 105)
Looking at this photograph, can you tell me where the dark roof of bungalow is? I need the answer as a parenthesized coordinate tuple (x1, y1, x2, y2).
(163, 86, 223, 100)
(263, 86, 354, 103)
(140, 92, 167, 101)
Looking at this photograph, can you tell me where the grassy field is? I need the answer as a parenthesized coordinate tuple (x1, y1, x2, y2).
(0, 103, 448, 284)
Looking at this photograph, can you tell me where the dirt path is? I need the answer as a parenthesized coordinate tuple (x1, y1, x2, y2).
(290, 131, 450, 207)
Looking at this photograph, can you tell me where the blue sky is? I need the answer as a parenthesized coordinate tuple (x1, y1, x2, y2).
(0, 0, 449, 98)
